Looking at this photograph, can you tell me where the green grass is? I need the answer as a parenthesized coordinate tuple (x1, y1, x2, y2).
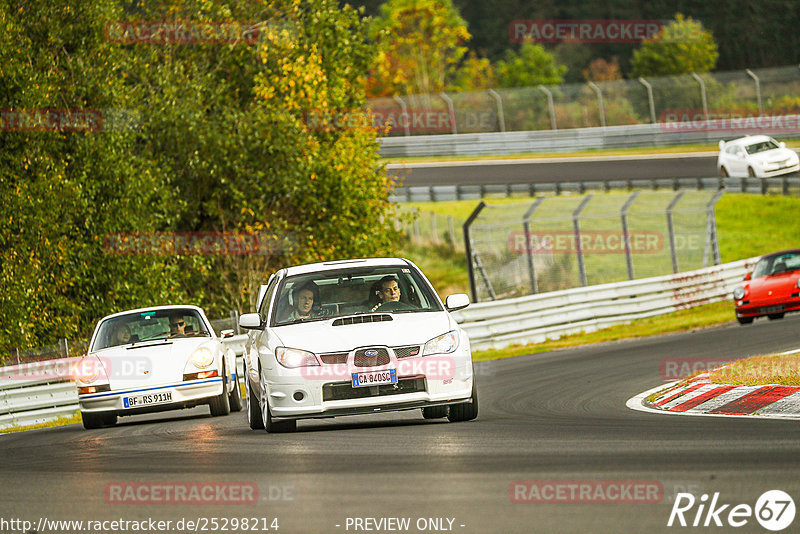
(399, 192, 800, 362)
(709, 353, 800, 386)
(382, 141, 800, 164)
(0, 412, 81, 434)
(472, 301, 734, 361)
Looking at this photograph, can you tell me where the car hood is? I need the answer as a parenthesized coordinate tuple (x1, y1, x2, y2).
(748, 148, 798, 164)
(272, 312, 455, 353)
(88, 337, 217, 390)
(748, 271, 800, 302)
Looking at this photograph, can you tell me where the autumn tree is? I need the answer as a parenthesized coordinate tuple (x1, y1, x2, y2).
(632, 14, 719, 77)
(494, 43, 566, 88)
(367, 0, 471, 97)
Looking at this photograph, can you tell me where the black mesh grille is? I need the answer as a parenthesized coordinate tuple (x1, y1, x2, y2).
(393, 345, 421, 358)
(332, 315, 392, 326)
(322, 377, 426, 401)
(354, 348, 390, 367)
(320, 353, 348, 364)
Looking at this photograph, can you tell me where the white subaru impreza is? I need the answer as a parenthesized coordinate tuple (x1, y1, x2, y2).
(239, 258, 477, 432)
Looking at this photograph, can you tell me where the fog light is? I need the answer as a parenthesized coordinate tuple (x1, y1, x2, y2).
(293, 391, 305, 401)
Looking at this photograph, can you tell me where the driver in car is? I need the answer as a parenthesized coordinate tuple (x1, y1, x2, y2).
(370, 275, 401, 312)
(169, 314, 187, 336)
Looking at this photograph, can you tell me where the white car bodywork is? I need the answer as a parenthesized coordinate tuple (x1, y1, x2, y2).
(717, 135, 799, 178)
(240, 258, 477, 433)
(76, 305, 241, 429)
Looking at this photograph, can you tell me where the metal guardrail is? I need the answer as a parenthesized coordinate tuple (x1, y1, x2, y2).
(0, 336, 249, 430)
(378, 116, 800, 158)
(0, 259, 760, 427)
(391, 176, 800, 202)
(452, 257, 758, 351)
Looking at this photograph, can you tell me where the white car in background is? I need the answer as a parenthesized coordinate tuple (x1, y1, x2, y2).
(239, 258, 478, 433)
(718, 135, 799, 177)
(75, 305, 241, 429)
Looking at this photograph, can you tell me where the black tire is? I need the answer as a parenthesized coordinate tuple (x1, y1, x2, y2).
(228, 370, 243, 412)
(768, 313, 785, 320)
(737, 315, 754, 325)
(720, 166, 728, 177)
(748, 167, 756, 177)
(246, 370, 264, 430)
(260, 370, 296, 433)
(209, 367, 231, 416)
(422, 406, 448, 419)
(102, 414, 118, 426)
(447, 384, 478, 422)
(81, 411, 104, 429)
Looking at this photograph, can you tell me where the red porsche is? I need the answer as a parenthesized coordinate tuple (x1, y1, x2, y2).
(734, 249, 800, 324)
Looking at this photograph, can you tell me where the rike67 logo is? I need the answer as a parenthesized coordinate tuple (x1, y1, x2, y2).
(668, 490, 795, 531)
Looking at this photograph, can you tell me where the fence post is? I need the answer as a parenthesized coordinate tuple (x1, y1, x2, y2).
(522, 198, 545, 294)
(691, 73, 709, 121)
(230, 309, 240, 335)
(430, 212, 439, 244)
(638, 77, 656, 124)
(59, 338, 69, 358)
(587, 81, 606, 128)
(463, 201, 487, 303)
(666, 191, 686, 274)
(393, 96, 410, 137)
(621, 191, 641, 280)
(487, 89, 506, 132)
(538, 85, 557, 130)
(447, 216, 457, 246)
(439, 92, 457, 135)
(745, 69, 763, 114)
(703, 190, 725, 267)
(573, 195, 593, 286)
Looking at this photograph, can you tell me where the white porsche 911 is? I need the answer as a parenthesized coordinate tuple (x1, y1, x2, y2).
(75, 305, 241, 429)
(239, 258, 478, 433)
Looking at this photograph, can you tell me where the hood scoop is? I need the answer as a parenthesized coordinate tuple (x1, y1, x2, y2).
(332, 314, 393, 326)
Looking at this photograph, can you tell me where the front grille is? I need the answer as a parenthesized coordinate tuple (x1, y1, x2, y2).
(322, 377, 426, 401)
(332, 315, 392, 326)
(393, 345, 421, 358)
(320, 352, 348, 365)
(354, 348, 390, 367)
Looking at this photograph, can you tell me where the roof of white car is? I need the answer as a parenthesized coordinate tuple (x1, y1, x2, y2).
(99, 304, 205, 322)
(283, 257, 411, 276)
(723, 135, 774, 146)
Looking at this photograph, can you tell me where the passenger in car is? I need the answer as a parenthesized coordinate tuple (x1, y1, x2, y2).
(113, 324, 132, 345)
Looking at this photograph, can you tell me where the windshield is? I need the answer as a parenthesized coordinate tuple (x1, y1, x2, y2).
(745, 140, 778, 155)
(91, 308, 211, 351)
(271, 265, 442, 326)
(752, 252, 800, 278)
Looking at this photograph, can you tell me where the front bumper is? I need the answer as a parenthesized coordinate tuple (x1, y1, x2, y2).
(761, 162, 800, 177)
(262, 348, 475, 420)
(735, 295, 800, 318)
(77, 378, 224, 416)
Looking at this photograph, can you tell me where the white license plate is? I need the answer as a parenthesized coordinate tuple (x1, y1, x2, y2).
(351, 369, 397, 388)
(123, 391, 173, 408)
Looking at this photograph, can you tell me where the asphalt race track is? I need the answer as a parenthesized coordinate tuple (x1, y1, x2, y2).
(386, 153, 720, 187)
(3, 315, 800, 534)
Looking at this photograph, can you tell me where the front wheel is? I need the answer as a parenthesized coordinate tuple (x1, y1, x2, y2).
(209, 369, 231, 416)
(720, 166, 729, 177)
(748, 167, 756, 177)
(768, 313, 785, 320)
(737, 315, 754, 325)
(246, 371, 264, 430)
(260, 369, 296, 433)
(447, 385, 478, 422)
(81, 411, 105, 429)
(228, 372, 243, 412)
(422, 406, 448, 419)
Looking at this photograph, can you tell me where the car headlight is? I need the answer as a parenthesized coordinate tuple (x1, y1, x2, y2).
(423, 331, 459, 356)
(190, 348, 214, 369)
(275, 347, 319, 368)
(796, 278, 800, 289)
(733, 287, 746, 300)
(73, 357, 103, 384)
